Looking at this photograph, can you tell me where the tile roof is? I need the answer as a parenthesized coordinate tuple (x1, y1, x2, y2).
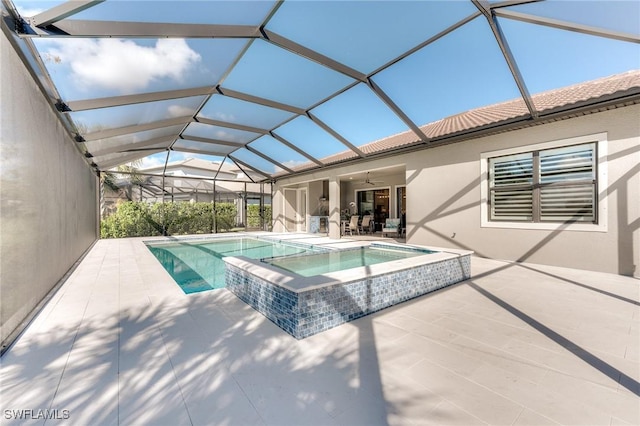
(533, 70, 640, 112)
(317, 70, 640, 164)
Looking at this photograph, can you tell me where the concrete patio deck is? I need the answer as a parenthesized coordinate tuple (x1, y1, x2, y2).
(1, 235, 638, 425)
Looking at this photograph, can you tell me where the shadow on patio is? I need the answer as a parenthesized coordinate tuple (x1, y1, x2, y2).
(0, 288, 430, 425)
(1, 235, 638, 425)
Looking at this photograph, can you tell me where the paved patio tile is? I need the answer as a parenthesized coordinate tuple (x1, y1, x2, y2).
(405, 359, 525, 425)
(512, 408, 559, 425)
(1, 236, 638, 425)
(469, 363, 611, 425)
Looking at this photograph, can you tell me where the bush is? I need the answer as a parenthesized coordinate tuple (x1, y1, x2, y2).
(101, 201, 245, 238)
(100, 201, 162, 238)
(247, 204, 272, 229)
(214, 202, 237, 232)
(158, 202, 215, 235)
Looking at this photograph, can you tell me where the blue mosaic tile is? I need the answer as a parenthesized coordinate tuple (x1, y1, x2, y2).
(226, 255, 471, 339)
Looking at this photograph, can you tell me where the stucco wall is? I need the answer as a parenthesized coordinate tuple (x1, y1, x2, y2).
(1, 33, 99, 347)
(273, 104, 639, 276)
(308, 180, 327, 216)
(406, 104, 640, 276)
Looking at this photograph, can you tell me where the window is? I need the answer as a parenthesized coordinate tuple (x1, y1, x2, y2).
(481, 133, 607, 232)
(490, 143, 596, 223)
(489, 152, 534, 221)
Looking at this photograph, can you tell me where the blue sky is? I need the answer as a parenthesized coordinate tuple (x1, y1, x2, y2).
(12, 0, 640, 172)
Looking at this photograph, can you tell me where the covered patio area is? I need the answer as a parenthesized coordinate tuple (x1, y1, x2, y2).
(1, 236, 637, 425)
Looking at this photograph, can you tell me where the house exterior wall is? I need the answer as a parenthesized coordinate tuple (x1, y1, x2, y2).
(0, 33, 99, 348)
(308, 180, 327, 217)
(405, 104, 639, 277)
(272, 189, 285, 232)
(273, 104, 639, 276)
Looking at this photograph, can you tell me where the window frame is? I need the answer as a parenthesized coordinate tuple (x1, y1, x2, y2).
(480, 133, 608, 232)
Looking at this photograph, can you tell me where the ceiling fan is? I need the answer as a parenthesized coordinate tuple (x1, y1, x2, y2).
(359, 172, 384, 186)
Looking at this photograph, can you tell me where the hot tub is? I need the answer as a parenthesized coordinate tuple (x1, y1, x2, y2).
(224, 242, 472, 339)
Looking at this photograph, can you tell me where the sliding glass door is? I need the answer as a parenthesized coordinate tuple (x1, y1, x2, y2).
(357, 189, 389, 232)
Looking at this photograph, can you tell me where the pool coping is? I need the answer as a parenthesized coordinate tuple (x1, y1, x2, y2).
(142, 233, 472, 294)
(222, 243, 471, 293)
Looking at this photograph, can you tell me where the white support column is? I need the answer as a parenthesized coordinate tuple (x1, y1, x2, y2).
(328, 177, 341, 239)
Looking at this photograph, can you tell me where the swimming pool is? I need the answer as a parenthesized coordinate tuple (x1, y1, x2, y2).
(146, 237, 321, 293)
(264, 245, 435, 277)
(145, 233, 472, 339)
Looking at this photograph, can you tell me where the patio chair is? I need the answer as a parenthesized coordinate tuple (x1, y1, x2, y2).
(359, 215, 373, 234)
(344, 215, 360, 235)
(382, 218, 401, 237)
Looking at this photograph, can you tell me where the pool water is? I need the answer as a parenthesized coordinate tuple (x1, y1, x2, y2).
(264, 246, 434, 277)
(146, 238, 318, 293)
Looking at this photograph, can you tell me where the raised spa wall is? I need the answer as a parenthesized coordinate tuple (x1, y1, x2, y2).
(224, 247, 472, 339)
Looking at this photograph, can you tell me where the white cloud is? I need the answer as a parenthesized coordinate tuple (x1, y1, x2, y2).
(45, 38, 201, 93)
(167, 105, 194, 118)
(214, 129, 238, 141)
(198, 111, 236, 122)
(139, 153, 168, 169)
(214, 112, 236, 122)
(16, 7, 43, 16)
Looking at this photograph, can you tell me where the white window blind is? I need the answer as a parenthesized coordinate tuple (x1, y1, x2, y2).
(489, 153, 533, 221)
(539, 144, 595, 183)
(489, 143, 596, 223)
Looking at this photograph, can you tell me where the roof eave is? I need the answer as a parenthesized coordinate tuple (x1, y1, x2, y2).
(272, 89, 640, 182)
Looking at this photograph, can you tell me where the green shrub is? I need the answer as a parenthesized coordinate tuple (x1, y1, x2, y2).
(100, 201, 275, 238)
(247, 204, 272, 229)
(214, 202, 237, 232)
(101, 201, 243, 238)
(100, 201, 162, 238)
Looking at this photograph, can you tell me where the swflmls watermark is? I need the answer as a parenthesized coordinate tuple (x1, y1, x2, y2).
(4, 409, 70, 420)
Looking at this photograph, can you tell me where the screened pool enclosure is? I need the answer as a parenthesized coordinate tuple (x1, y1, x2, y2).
(3, 0, 637, 240)
(3, 0, 638, 185)
(1, 0, 639, 373)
